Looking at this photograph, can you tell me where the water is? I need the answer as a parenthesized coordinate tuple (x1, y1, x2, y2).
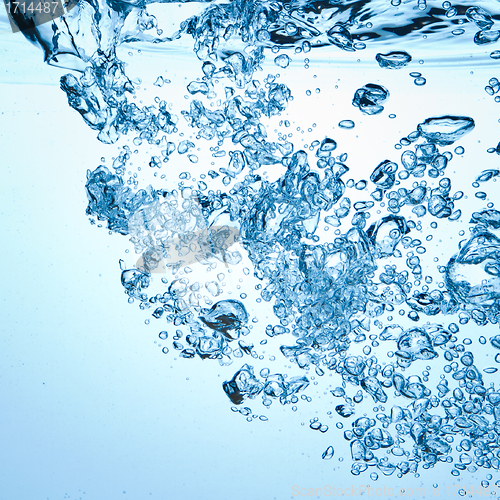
(3, 0, 500, 497)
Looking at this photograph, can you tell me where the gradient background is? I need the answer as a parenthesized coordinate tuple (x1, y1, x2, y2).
(1, 6, 500, 500)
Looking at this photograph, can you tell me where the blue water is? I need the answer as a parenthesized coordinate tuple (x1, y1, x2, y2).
(3, 0, 500, 498)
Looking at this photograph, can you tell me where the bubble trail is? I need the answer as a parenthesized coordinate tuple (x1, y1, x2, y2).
(10, 0, 500, 482)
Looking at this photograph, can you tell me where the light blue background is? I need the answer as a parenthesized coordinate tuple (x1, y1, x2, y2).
(1, 8, 499, 500)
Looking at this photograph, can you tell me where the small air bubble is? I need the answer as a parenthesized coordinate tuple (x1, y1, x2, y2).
(153, 76, 164, 87)
(274, 54, 291, 68)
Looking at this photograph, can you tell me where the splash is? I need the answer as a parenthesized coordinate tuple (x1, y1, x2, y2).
(12, 0, 500, 483)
